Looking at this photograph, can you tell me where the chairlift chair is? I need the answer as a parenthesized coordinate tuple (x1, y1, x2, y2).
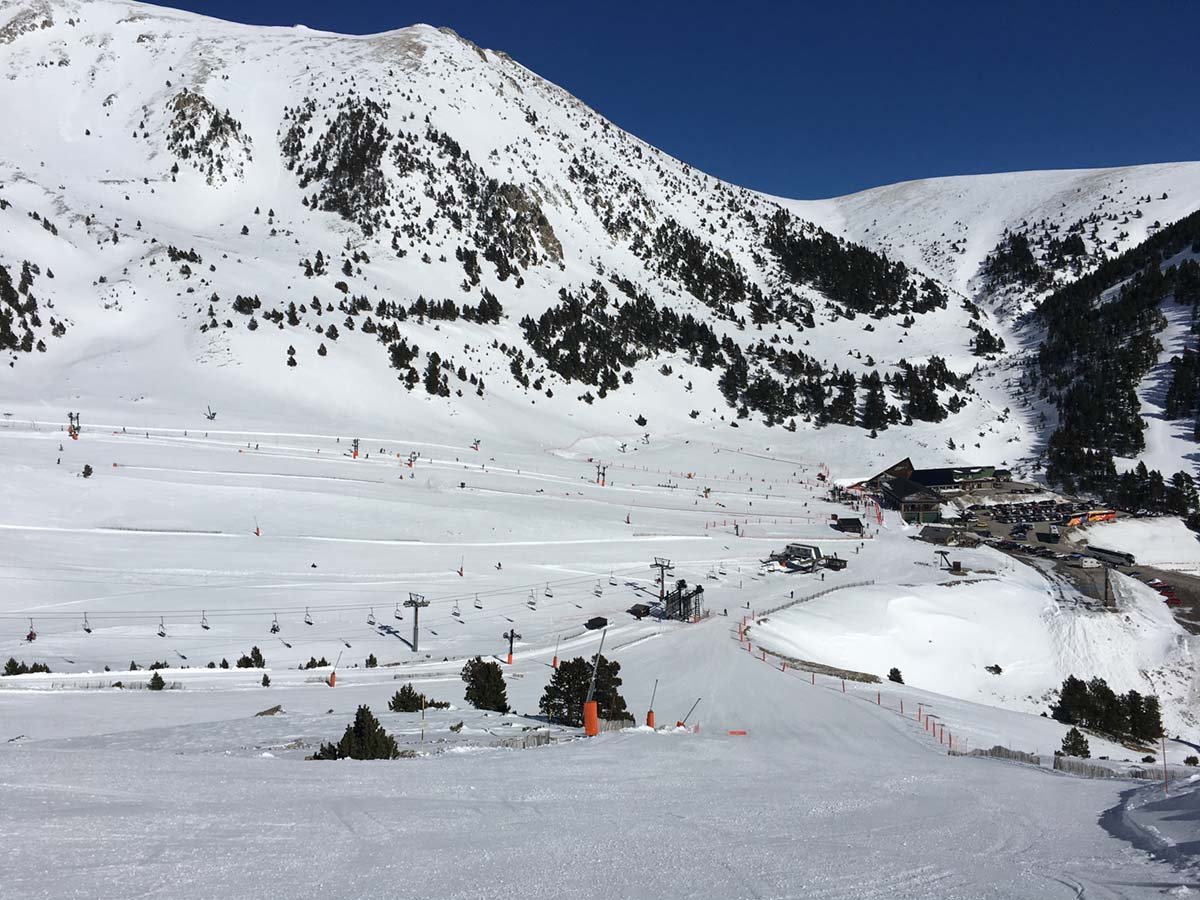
(718, 564, 727, 575)
(392, 604, 402, 621)
(544, 583, 553, 598)
(474, 593, 483, 610)
(25, 617, 36, 642)
(593, 580, 603, 597)
(452, 600, 462, 618)
(305, 607, 314, 626)
(367, 607, 377, 627)
(201, 610, 210, 631)
(608, 572, 617, 586)
(157, 617, 167, 638)
(528, 589, 538, 610)
(270, 614, 280, 635)
(82, 613, 92, 634)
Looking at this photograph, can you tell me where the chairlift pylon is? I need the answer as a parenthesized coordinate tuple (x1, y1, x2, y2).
(367, 607, 376, 627)
(157, 617, 167, 638)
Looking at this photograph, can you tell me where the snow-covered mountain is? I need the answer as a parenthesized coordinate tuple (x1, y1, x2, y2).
(3, 0, 1199, 478)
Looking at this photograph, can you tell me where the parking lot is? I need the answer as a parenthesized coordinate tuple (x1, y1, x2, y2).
(952, 488, 1200, 631)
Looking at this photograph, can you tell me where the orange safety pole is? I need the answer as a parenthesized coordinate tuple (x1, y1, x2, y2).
(328, 671, 336, 688)
(646, 709, 655, 729)
(507, 652, 513, 666)
(917, 703, 922, 722)
(583, 700, 599, 737)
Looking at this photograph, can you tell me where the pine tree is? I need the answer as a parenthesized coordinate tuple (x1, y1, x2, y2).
(1060, 726, 1090, 758)
(147, 671, 166, 691)
(261, 673, 271, 687)
(887, 667, 903, 684)
(389, 683, 424, 713)
(313, 705, 399, 760)
(461, 656, 509, 712)
(538, 654, 631, 725)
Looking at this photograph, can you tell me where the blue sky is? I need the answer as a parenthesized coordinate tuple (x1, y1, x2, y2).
(148, 1, 1197, 199)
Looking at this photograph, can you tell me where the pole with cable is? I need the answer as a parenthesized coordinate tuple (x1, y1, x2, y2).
(583, 628, 607, 737)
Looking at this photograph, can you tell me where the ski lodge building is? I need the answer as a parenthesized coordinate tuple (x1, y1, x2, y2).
(851, 458, 1005, 524)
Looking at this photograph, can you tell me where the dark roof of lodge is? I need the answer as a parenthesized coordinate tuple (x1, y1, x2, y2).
(880, 475, 942, 503)
(909, 466, 994, 488)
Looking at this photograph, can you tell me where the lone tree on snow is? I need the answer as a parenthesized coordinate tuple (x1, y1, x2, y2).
(887, 667, 904, 684)
(1059, 727, 1090, 759)
(313, 705, 399, 760)
(461, 656, 509, 712)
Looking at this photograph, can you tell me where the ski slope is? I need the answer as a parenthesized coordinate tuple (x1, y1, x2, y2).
(3, 613, 1196, 900)
(2, 411, 1200, 895)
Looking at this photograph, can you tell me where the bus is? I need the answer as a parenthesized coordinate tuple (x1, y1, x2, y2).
(1085, 545, 1135, 567)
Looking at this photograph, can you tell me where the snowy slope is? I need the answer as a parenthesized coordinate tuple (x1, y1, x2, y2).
(793, 162, 1200, 312)
(1, 0, 1198, 481)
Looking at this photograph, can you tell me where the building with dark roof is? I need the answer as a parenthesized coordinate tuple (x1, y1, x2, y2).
(878, 476, 943, 524)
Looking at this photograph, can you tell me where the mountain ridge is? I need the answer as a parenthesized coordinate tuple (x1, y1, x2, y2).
(2, 0, 1199, 481)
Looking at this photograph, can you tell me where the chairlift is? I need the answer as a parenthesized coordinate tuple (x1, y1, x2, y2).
(201, 610, 210, 631)
(157, 617, 167, 638)
(393, 603, 402, 621)
(452, 600, 462, 618)
(305, 607, 314, 626)
(82, 613, 92, 634)
(718, 564, 727, 575)
(593, 580, 603, 597)
(367, 607, 376, 627)
(474, 593, 483, 610)
(528, 589, 538, 610)
(707, 567, 718, 580)
(608, 572, 617, 586)
(25, 617, 36, 642)
(270, 614, 280, 635)
(544, 582, 553, 598)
